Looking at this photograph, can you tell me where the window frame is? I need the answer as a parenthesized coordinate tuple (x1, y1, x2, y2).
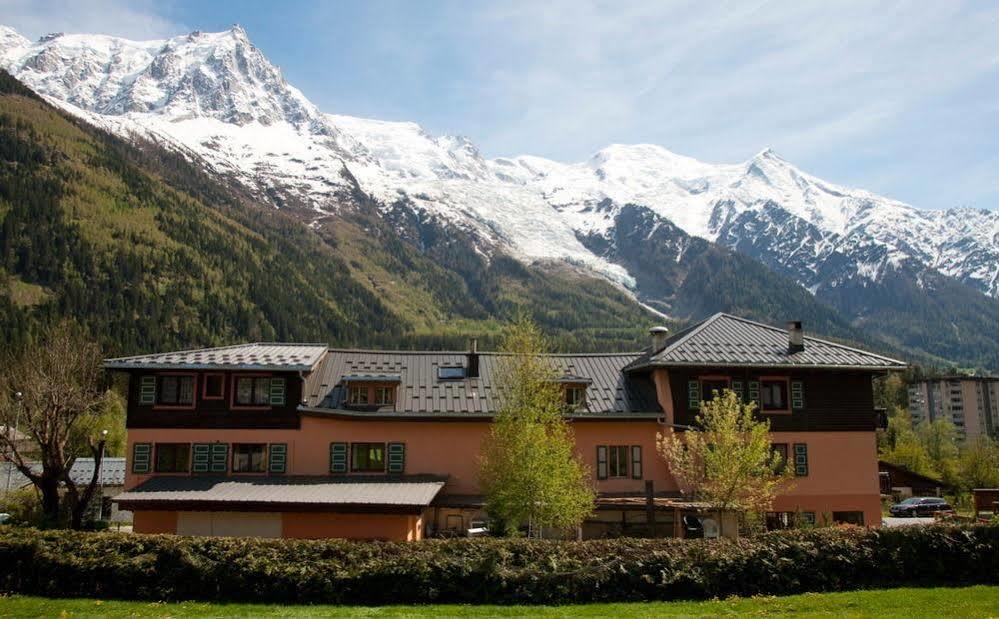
(564, 385, 587, 409)
(374, 385, 395, 406)
(759, 376, 791, 414)
(347, 384, 370, 406)
(230, 373, 274, 410)
(153, 372, 197, 410)
(351, 442, 387, 473)
(698, 375, 731, 404)
(154, 443, 191, 473)
(202, 373, 226, 401)
(607, 445, 629, 478)
(232, 443, 268, 473)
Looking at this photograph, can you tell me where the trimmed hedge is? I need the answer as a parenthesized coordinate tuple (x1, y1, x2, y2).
(0, 525, 996, 604)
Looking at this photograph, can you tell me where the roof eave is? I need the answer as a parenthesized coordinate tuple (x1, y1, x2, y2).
(103, 362, 319, 372)
(626, 361, 907, 372)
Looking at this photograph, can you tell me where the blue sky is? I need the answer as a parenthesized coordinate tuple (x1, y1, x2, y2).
(4, 0, 998, 211)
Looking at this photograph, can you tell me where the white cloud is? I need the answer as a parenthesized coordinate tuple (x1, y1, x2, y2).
(457, 0, 999, 169)
(0, 0, 186, 41)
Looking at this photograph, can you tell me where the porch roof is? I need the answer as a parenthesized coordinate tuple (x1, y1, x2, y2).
(114, 475, 447, 510)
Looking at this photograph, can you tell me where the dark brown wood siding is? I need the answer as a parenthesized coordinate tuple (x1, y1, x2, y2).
(124, 370, 302, 429)
(669, 367, 879, 431)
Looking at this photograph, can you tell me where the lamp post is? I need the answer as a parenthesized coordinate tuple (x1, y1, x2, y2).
(97, 429, 108, 520)
(4, 391, 23, 495)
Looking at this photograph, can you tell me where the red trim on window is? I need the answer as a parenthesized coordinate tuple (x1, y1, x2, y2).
(202, 373, 226, 400)
(758, 376, 791, 415)
(229, 372, 274, 411)
(152, 372, 198, 410)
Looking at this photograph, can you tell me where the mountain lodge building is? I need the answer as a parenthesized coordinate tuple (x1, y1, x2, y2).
(105, 313, 906, 540)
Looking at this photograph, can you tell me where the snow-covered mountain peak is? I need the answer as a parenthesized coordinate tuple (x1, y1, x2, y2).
(0, 24, 323, 129)
(1, 24, 995, 300)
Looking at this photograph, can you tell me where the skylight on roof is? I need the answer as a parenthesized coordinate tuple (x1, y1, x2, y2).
(438, 366, 465, 380)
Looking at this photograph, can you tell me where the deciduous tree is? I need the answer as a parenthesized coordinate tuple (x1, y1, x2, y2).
(479, 316, 595, 537)
(657, 389, 793, 531)
(0, 322, 122, 528)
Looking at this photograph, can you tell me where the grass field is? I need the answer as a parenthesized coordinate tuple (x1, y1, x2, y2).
(0, 586, 996, 618)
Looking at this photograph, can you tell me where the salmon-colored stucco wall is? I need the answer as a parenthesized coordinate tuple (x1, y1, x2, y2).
(125, 423, 879, 523)
(133, 510, 177, 534)
(282, 513, 422, 540)
(125, 419, 673, 496)
(770, 431, 882, 526)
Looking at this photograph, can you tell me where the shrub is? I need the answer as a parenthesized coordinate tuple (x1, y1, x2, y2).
(0, 525, 995, 605)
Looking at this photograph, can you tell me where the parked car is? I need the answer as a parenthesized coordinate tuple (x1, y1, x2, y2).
(890, 497, 952, 517)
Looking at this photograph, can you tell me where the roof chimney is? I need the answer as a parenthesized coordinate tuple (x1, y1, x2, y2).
(467, 337, 479, 378)
(787, 321, 804, 354)
(649, 326, 669, 352)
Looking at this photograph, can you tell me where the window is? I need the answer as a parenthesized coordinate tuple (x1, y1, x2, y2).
(700, 378, 730, 402)
(348, 385, 369, 405)
(771, 443, 789, 473)
(232, 443, 267, 473)
(155, 443, 190, 473)
(832, 511, 864, 526)
(608, 445, 629, 478)
(203, 373, 225, 400)
(375, 386, 394, 406)
(352, 443, 386, 472)
(761, 379, 789, 411)
(156, 375, 194, 406)
(565, 386, 586, 408)
(235, 376, 272, 407)
(438, 366, 465, 380)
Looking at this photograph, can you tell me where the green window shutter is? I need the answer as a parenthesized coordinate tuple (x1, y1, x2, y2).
(269, 378, 286, 406)
(630, 445, 643, 480)
(330, 442, 348, 474)
(131, 443, 151, 474)
(791, 381, 805, 410)
(596, 445, 608, 480)
(793, 443, 809, 477)
(748, 381, 761, 404)
(731, 380, 744, 402)
(209, 443, 229, 474)
(192, 443, 211, 473)
(139, 376, 156, 405)
(268, 443, 287, 474)
(387, 442, 406, 474)
(687, 380, 700, 410)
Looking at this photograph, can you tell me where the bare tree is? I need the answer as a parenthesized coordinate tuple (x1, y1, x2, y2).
(0, 323, 119, 528)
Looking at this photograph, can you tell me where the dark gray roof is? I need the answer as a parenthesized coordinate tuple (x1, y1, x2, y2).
(104, 343, 328, 372)
(114, 475, 447, 507)
(303, 350, 660, 415)
(627, 313, 907, 370)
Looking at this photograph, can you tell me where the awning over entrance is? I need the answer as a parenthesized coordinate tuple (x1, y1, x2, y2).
(115, 475, 447, 513)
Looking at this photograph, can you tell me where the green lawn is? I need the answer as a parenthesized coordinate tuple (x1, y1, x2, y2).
(0, 586, 996, 618)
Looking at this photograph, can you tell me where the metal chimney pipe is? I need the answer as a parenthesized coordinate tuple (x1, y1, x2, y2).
(649, 326, 669, 352)
(788, 321, 804, 354)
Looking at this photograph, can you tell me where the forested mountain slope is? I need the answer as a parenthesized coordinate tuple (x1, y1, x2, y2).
(0, 70, 657, 354)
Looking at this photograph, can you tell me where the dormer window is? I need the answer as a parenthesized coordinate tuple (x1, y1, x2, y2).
(438, 366, 465, 380)
(375, 386, 394, 406)
(565, 386, 587, 409)
(348, 385, 370, 405)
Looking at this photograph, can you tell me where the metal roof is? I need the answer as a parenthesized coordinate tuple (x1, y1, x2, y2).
(114, 475, 447, 507)
(303, 350, 660, 415)
(69, 457, 126, 486)
(627, 313, 907, 370)
(1, 457, 126, 490)
(103, 343, 328, 372)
